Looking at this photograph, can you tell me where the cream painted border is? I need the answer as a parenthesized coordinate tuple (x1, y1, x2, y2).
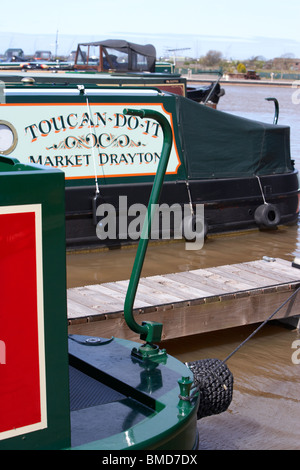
(0, 204, 47, 441)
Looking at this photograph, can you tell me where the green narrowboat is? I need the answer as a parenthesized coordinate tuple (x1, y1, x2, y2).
(0, 108, 235, 450)
(0, 81, 298, 250)
(0, 40, 223, 106)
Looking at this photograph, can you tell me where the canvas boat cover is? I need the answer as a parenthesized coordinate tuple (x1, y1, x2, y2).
(176, 96, 293, 179)
(76, 40, 156, 72)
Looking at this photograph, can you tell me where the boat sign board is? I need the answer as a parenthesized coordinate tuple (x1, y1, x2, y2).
(0, 98, 181, 182)
(0, 204, 47, 441)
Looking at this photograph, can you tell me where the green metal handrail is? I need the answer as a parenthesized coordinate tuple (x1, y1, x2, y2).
(123, 108, 173, 345)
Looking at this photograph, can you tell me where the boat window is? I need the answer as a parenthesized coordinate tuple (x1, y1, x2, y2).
(35, 51, 52, 60)
(133, 53, 148, 71)
(76, 47, 87, 65)
(103, 48, 128, 70)
(76, 45, 98, 65)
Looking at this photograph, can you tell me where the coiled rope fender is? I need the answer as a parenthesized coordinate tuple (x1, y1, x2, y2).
(188, 358, 233, 419)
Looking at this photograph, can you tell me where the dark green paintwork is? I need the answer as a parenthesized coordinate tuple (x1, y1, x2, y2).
(0, 157, 71, 450)
(0, 125, 199, 450)
(68, 335, 199, 450)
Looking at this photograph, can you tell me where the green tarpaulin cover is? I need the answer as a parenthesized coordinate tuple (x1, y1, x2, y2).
(176, 96, 293, 179)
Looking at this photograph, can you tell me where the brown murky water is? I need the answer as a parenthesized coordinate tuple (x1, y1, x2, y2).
(66, 84, 300, 450)
(67, 225, 300, 288)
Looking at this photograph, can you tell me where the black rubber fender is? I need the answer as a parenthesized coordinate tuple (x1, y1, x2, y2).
(254, 203, 281, 228)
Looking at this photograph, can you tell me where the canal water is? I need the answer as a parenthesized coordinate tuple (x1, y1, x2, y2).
(66, 84, 300, 450)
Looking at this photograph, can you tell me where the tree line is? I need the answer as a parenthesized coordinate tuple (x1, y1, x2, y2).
(174, 50, 299, 73)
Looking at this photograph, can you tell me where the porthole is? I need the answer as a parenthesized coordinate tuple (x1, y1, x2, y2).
(0, 121, 18, 155)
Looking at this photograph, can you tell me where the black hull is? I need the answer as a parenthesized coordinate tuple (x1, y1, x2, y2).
(65, 171, 299, 250)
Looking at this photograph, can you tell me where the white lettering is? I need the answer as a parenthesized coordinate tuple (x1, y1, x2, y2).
(102, 455, 137, 467)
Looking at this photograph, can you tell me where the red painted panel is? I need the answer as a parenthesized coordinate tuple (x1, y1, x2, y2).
(0, 210, 43, 435)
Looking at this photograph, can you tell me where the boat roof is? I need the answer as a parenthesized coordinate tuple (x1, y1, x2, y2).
(76, 40, 156, 59)
(3, 85, 165, 97)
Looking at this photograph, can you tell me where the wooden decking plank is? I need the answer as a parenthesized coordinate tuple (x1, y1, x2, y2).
(200, 267, 254, 291)
(165, 272, 227, 295)
(247, 259, 295, 276)
(85, 284, 151, 309)
(95, 281, 155, 307)
(67, 298, 107, 319)
(211, 264, 266, 288)
(275, 258, 295, 267)
(235, 262, 291, 283)
(70, 286, 125, 311)
(68, 290, 125, 312)
(189, 267, 253, 290)
(156, 273, 217, 297)
(112, 279, 184, 305)
(269, 259, 300, 277)
(67, 289, 98, 308)
(100, 280, 180, 307)
(133, 279, 187, 304)
(68, 289, 114, 311)
(216, 262, 294, 287)
(252, 259, 299, 276)
(242, 261, 300, 283)
(184, 269, 240, 294)
(277, 258, 290, 264)
(140, 275, 213, 299)
(139, 277, 195, 301)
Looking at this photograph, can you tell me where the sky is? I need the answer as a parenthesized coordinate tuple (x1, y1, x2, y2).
(1, 0, 300, 59)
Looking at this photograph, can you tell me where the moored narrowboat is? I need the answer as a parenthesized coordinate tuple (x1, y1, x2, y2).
(0, 39, 225, 106)
(0, 82, 298, 250)
(0, 108, 235, 450)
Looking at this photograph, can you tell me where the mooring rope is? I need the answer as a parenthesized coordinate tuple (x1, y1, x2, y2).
(256, 174, 267, 204)
(185, 180, 194, 217)
(222, 284, 300, 364)
(85, 95, 100, 196)
(77, 85, 100, 195)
